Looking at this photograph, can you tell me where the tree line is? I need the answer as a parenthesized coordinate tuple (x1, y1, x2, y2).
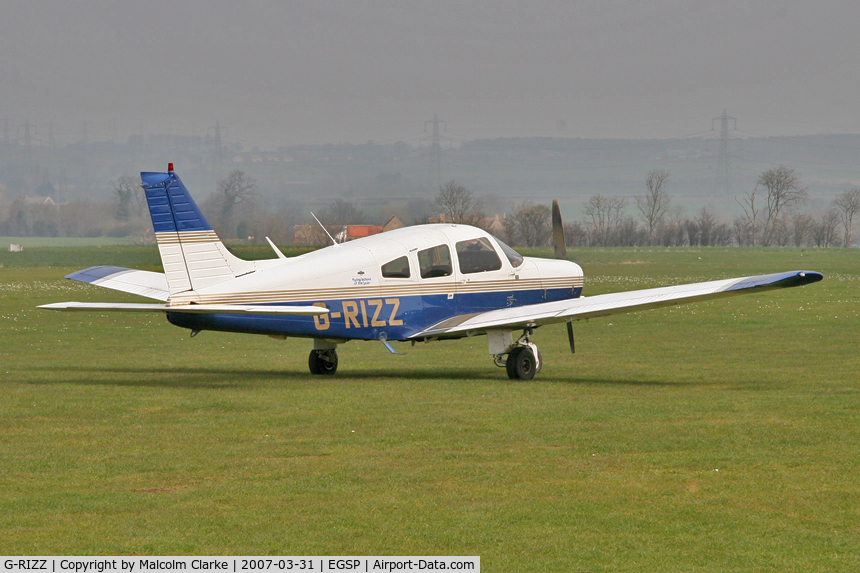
(2, 167, 858, 249)
(495, 167, 859, 249)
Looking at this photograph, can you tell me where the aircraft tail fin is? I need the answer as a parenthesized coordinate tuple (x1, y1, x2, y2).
(141, 166, 254, 296)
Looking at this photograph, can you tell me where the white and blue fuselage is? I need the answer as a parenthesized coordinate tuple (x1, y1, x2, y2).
(164, 225, 583, 342)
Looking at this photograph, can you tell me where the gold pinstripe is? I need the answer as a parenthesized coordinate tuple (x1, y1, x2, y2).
(168, 279, 583, 305)
(156, 231, 221, 245)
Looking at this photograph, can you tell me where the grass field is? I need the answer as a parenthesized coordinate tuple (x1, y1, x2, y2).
(1, 246, 858, 570)
(0, 237, 137, 248)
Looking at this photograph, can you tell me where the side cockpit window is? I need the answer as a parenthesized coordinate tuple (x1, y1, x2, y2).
(381, 255, 411, 278)
(418, 244, 452, 278)
(456, 237, 502, 274)
(495, 237, 524, 268)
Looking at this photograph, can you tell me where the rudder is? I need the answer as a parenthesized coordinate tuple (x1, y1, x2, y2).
(141, 167, 254, 296)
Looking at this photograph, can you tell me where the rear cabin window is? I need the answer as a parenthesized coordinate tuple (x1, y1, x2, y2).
(381, 256, 411, 278)
(456, 237, 502, 274)
(417, 244, 452, 278)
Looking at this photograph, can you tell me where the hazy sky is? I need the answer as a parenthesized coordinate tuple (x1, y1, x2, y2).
(3, 0, 859, 147)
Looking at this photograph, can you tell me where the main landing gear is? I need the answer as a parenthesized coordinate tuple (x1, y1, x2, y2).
(491, 329, 542, 380)
(308, 349, 338, 375)
(308, 340, 339, 375)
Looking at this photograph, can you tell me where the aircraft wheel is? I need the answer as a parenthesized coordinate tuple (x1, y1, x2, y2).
(308, 349, 338, 375)
(506, 346, 537, 380)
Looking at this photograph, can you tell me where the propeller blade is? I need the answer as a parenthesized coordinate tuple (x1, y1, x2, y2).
(552, 199, 567, 260)
(566, 321, 576, 354)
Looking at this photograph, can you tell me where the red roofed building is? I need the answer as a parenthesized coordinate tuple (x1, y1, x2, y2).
(345, 225, 383, 240)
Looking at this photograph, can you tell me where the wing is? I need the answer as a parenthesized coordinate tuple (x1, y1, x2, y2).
(411, 270, 823, 339)
(39, 302, 329, 315)
(66, 266, 170, 301)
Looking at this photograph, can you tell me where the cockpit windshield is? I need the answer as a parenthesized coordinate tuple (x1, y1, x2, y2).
(494, 237, 524, 268)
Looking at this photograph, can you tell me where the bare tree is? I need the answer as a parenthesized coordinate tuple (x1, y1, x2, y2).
(696, 207, 717, 246)
(315, 198, 365, 241)
(660, 204, 686, 246)
(6, 197, 57, 236)
(636, 169, 671, 246)
(252, 204, 302, 245)
(407, 198, 435, 225)
(583, 194, 627, 246)
(811, 209, 841, 247)
(834, 186, 860, 247)
(563, 220, 589, 247)
(790, 212, 814, 247)
(772, 216, 793, 247)
(216, 170, 258, 237)
(321, 198, 364, 226)
(434, 180, 483, 225)
(616, 216, 643, 246)
(711, 222, 734, 246)
(111, 175, 143, 221)
(757, 166, 807, 246)
(736, 184, 762, 246)
(507, 201, 551, 247)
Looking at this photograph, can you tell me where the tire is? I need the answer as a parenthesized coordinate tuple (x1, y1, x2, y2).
(506, 347, 536, 380)
(308, 349, 338, 375)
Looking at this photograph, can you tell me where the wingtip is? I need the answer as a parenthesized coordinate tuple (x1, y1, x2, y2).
(795, 270, 824, 284)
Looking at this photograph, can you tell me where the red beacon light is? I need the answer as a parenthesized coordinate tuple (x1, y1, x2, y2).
(167, 162, 174, 172)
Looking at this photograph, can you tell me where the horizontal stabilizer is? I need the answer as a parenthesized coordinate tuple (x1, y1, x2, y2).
(412, 270, 823, 338)
(39, 302, 329, 316)
(65, 266, 169, 301)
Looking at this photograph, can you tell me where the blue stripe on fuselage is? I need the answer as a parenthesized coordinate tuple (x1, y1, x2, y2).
(166, 287, 582, 341)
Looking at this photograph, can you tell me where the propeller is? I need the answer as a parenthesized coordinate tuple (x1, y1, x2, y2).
(554, 200, 574, 353)
(551, 199, 567, 260)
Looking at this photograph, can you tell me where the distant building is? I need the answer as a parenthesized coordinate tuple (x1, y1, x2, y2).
(23, 196, 57, 207)
(345, 225, 383, 241)
(295, 221, 399, 244)
(427, 212, 506, 236)
(382, 215, 405, 232)
(294, 224, 327, 245)
(9, 244, 23, 252)
(484, 214, 506, 236)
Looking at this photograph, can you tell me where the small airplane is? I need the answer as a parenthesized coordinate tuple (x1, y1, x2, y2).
(41, 165, 823, 379)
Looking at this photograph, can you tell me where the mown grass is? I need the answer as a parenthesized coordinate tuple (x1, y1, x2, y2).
(0, 237, 136, 248)
(1, 247, 858, 571)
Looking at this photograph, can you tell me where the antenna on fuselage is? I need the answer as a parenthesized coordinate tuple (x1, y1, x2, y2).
(265, 237, 287, 260)
(310, 212, 340, 247)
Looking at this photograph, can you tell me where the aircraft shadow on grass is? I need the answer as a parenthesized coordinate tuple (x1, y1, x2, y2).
(28, 365, 698, 388)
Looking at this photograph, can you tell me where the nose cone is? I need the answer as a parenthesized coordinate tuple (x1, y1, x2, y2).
(528, 257, 584, 289)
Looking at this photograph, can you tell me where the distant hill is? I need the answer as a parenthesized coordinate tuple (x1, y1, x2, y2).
(2, 134, 858, 216)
